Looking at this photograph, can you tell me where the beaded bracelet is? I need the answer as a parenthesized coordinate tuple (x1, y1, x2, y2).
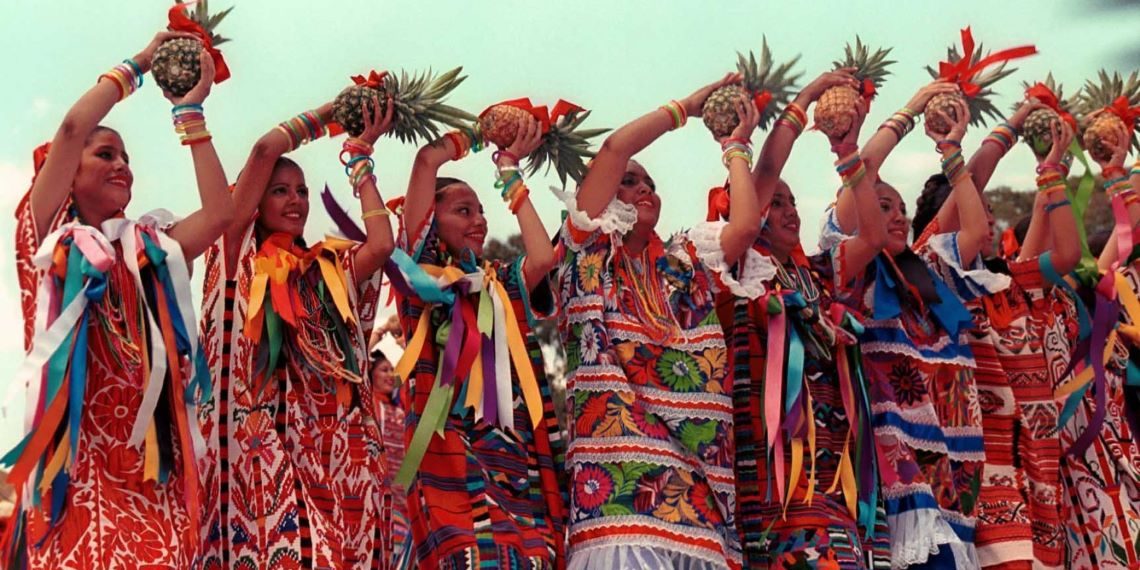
(982, 122, 1018, 155)
(835, 153, 866, 189)
(172, 104, 211, 146)
(443, 124, 484, 161)
(878, 107, 917, 141)
(1132, 160, 1140, 178)
(100, 59, 144, 101)
(1105, 175, 1132, 197)
(660, 100, 686, 130)
(493, 161, 529, 213)
(939, 142, 966, 183)
(276, 110, 328, 152)
(1103, 166, 1128, 181)
(775, 103, 807, 137)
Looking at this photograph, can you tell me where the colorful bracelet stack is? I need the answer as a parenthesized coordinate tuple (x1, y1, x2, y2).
(494, 156, 529, 214)
(277, 110, 328, 151)
(1036, 166, 1068, 205)
(835, 153, 866, 189)
(100, 59, 144, 101)
(660, 100, 687, 130)
(721, 137, 753, 168)
(878, 107, 917, 140)
(341, 137, 375, 197)
(982, 122, 1019, 155)
(173, 104, 211, 146)
(774, 103, 807, 137)
(937, 140, 966, 183)
(1103, 167, 1135, 204)
(445, 125, 485, 161)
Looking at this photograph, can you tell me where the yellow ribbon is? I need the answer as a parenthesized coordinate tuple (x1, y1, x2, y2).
(493, 277, 543, 428)
(38, 433, 69, 494)
(396, 310, 431, 384)
(1055, 330, 1118, 398)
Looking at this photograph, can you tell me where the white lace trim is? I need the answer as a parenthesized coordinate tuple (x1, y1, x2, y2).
(926, 232, 1011, 297)
(568, 516, 739, 570)
(553, 187, 638, 249)
(688, 221, 773, 299)
(885, 506, 978, 569)
(818, 206, 849, 252)
(138, 208, 181, 232)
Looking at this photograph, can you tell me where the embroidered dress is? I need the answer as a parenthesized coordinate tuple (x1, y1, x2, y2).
(6, 191, 205, 569)
(821, 211, 999, 569)
(374, 394, 411, 569)
(556, 190, 771, 570)
(966, 255, 1065, 570)
(1045, 262, 1140, 569)
(197, 227, 391, 569)
(725, 243, 887, 570)
(392, 207, 566, 570)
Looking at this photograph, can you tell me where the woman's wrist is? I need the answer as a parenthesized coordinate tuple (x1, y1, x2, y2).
(173, 104, 211, 146)
(277, 110, 329, 152)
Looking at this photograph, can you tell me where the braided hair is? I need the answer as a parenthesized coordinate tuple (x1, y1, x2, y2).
(910, 173, 952, 241)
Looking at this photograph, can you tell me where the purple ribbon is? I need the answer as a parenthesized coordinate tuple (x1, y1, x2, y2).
(1066, 292, 1118, 458)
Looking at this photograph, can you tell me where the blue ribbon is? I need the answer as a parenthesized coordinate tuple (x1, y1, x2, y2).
(389, 249, 456, 306)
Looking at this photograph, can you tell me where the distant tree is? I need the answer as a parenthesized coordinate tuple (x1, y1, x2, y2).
(985, 176, 1114, 248)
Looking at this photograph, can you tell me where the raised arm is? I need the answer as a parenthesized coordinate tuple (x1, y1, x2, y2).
(719, 100, 764, 265)
(576, 73, 740, 218)
(754, 70, 859, 208)
(224, 100, 336, 274)
(491, 118, 557, 290)
(926, 98, 989, 262)
(830, 100, 888, 280)
(29, 31, 195, 241)
(163, 52, 234, 262)
(348, 95, 397, 281)
(1095, 121, 1138, 271)
(1020, 119, 1079, 274)
(836, 80, 958, 234)
(403, 133, 466, 245)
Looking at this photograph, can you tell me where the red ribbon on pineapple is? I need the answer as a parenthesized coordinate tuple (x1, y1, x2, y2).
(707, 184, 730, 221)
(1105, 96, 1140, 135)
(1025, 82, 1077, 129)
(480, 98, 585, 134)
(752, 90, 773, 114)
(166, 1, 231, 83)
(936, 27, 1036, 97)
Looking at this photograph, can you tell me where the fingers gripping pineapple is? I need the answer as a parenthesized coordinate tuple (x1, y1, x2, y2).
(152, 0, 233, 97)
(479, 99, 609, 185)
(1077, 69, 1140, 163)
(331, 68, 476, 144)
(814, 37, 894, 138)
(1016, 74, 1079, 158)
(702, 38, 802, 138)
(923, 27, 1036, 135)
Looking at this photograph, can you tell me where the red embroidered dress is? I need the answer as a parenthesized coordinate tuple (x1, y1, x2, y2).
(197, 226, 391, 569)
(9, 191, 202, 569)
(393, 207, 567, 569)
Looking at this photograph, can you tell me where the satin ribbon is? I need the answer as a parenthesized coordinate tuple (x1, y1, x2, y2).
(1026, 82, 1077, 129)
(1106, 96, 1140, 136)
(166, 1, 231, 84)
(706, 184, 730, 222)
(936, 27, 1036, 97)
(351, 70, 389, 89)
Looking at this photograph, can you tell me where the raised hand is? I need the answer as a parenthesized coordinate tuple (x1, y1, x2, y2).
(797, 68, 860, 106)
(504, 115, 544, 161)
(357, 95, 396, 146)
(827, 97, 869, 155)
(164, 49, 214, 105)
(906, 80, 960, 114)
(926, 97, 970, 144)
(1042, 119, 1075, 167)
(1008, 97, 1051, 130)
(723, 99, 761, 144)
(1093, 120, 1131, 173)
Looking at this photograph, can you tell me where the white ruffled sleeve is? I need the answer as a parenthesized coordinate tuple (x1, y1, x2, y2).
(818, 205, 849, 252)
(552, 187, 638, 252)
(922, 232, 1011, 301)
(688, 220, 775, 300)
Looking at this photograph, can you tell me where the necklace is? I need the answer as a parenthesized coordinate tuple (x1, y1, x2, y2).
(618, 238, 682, 344)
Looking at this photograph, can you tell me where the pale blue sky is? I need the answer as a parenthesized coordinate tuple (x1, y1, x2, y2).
(1, 0, 1136, 449)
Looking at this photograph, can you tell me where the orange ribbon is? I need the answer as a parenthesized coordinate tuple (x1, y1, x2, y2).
(936, 27, 1036, 97)
(860, 78, 876, 102)
(706, 184, 730, 221)
(166, 1, 231, 84)
(753, 90, 773, 113)
(1026, 82, 1077, 129)
(351, 70, 389, 89)
(1001, 226, 1020, 259)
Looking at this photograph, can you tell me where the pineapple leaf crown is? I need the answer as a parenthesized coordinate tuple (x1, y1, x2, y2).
(175, 0, 232, 46)
(1011, 73, 1076, 114)
(386, 67, 477, 144)
(835, 36, 894, 90)
(1077, 68, 1140, 151)
(530, 108, 610, 186)
(925, 41, 1020, 128)
(738, 38, 803, 129)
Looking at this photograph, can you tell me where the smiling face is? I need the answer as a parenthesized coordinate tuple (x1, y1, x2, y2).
(371, 358, 395, 397)
(761, 181, 800, 261)
(876, 182, 910, 255)
(257, 160, 309, 238)
(435, 182, 488, 258)
(616, 160, 660, 231)
(72, 128, 132, 224)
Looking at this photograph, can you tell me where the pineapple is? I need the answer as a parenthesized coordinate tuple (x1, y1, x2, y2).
(703, 38, 802, 138)
(152, 0, 233, 97)
(479, 100, 609, 185)
(814, 37, 894, 138)
(1076, 70, 1140, 163)
(924, 34, 1033, 135)
(1015, 74, 1077, 158)
(332, 68, 476, 144)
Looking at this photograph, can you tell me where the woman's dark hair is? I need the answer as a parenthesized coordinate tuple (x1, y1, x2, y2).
(1013, 214, 1033, 244)
(435, 177, 467, 193)
(85, 125, 121, 145)
(252, 156, 307, 247)
(911, 174, 952, 240)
